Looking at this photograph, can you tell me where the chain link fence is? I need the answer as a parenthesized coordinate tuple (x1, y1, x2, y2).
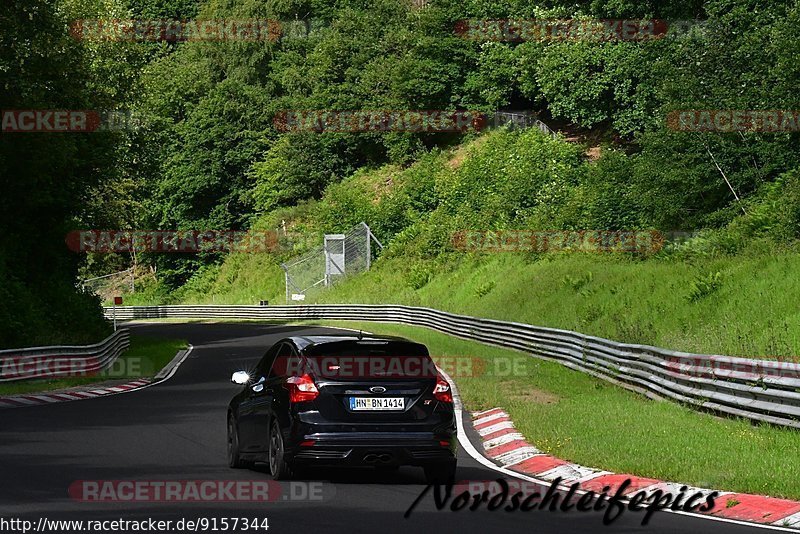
(281, 222, 383, 303)
(80, 268, 135, 295)
(491, 111, 557, 137)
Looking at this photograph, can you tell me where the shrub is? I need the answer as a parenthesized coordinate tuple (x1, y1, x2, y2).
(686, 272, 723, 302)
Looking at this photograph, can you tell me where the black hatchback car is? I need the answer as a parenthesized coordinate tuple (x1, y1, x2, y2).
(227, 334, 457, 482)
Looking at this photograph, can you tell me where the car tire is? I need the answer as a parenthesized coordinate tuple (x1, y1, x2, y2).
(227, 414, 251, 469)
(268, 420, 293, 480)
(423, 462, 456, 485)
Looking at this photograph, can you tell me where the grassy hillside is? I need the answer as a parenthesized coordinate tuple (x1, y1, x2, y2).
(126, 128, 800, 360)
(316, 253, 800, 360)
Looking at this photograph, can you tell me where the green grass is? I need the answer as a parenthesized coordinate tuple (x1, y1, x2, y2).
(116, 257, 286, 307)
(119, 128, 800, 360)
(126, 243, 800, 362)
(313, 252, 800, 361)
(314, 319, 800, 500)
(107, 119, 800, 499)
(124, 249, 800, 360)
(64, 315, 800, 498)
(0, 335, 187, 396)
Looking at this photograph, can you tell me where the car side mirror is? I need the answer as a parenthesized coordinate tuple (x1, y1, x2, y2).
(231, 371, 251, 385)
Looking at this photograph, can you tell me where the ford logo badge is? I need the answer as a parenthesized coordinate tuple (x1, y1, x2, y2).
(370, 386, 386, 394)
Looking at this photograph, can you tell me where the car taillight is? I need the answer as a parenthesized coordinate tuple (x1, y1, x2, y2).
(433, 375, 453, 403)
(285, 374, 319, 403)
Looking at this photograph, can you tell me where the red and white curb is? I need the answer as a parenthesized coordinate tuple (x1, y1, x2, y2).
(0, 345, 193, 410)
(471, 407, 800, 529)
(0, 379, 152, 409)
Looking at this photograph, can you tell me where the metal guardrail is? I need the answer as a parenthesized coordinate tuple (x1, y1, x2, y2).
(0, 329, 130, 382)
(102, 304, 800, 429)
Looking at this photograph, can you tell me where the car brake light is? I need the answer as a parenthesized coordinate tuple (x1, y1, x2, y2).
(285, 374, 320, 403)
(433, 375, 453, 403)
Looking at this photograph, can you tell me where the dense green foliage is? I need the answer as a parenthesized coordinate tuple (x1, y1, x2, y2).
(127, 0, 800, 283)
(135, 128, 800, 361)
(6, 0, 800, 347)
(0, 0, 144, 346)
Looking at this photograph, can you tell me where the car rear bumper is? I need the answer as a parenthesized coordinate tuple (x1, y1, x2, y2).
(287, 431, 457, 467)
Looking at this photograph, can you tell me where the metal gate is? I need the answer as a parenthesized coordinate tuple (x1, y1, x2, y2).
(281, 222, 382, 302)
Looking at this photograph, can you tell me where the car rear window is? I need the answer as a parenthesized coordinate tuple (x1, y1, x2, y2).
(304, 341, 437, 379)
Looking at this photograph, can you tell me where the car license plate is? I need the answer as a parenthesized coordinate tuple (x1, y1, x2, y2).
(349, 397, 404, 411)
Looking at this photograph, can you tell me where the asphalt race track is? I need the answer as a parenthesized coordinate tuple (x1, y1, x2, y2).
(0, 323, 769, 533)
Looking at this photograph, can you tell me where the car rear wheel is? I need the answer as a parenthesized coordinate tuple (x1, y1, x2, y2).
(423, 462, 456, 485)
(227, 414, 250, 469)
(268, 420, 293, 480)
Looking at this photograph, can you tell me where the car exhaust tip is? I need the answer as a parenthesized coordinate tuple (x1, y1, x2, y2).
(363, 453, 394, 464)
